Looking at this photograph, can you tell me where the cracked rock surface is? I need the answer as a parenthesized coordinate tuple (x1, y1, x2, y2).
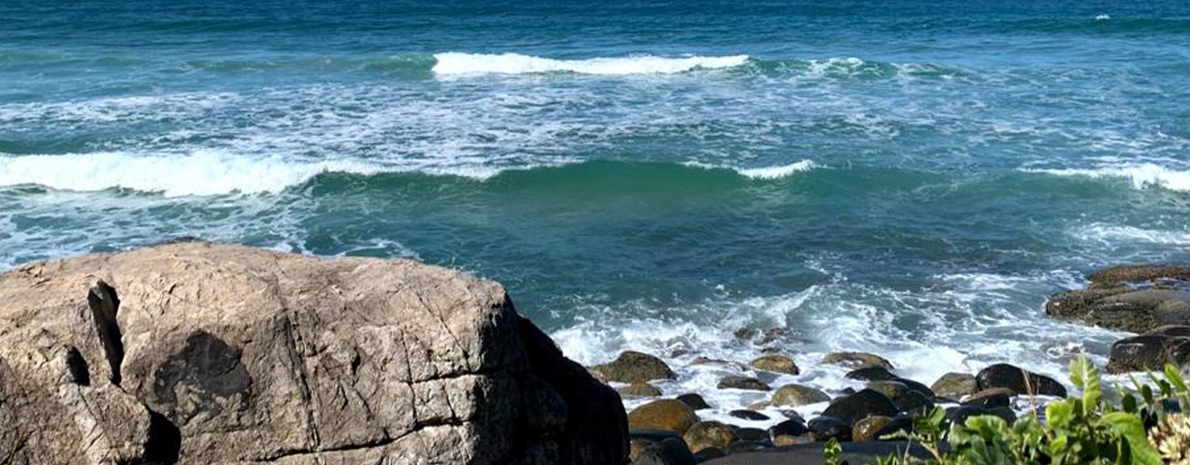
(0, 242, 627, 465)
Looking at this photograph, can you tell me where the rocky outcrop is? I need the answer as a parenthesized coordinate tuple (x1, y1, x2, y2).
(0, 242, 628, 465)
(1107, 332, 1190, 373)
(1046, 265, 1190, 334)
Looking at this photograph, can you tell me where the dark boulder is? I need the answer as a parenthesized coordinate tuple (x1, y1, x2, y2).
(962, 388, 1013, 409)
(822, 389, 899, 426)
(1107, 333, 1190, 373)
(846, 366, 897, 381)
(733, 427, 769, 442)
(675, 393, 711, 411)
(729, 410, 770, 421)
(808, 417, 851, 441)
(769, 419, 809, 440)
(593, 351, 676, 384)
(975, 364, 1066, 397)
(630, 437, 697, 465)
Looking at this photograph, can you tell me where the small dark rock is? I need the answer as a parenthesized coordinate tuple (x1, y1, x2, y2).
(822, 389, 899, 426)
(808, 416, 851, 441)
(729, 409, 770, 421)
(975, 363, 1066, 397)
(769, 419, 809, 440)
(872, 416, 914, 440)
(718, 376, 771, 391)
(676, 393, 711, 411)
(894, 390, 932, 414)
(946, 405, 989, 426)
(733, 427, 768, 442)
(962, 388, 1013, 409)
(846, 366, 897, 381)
(631, 436, 697, 465)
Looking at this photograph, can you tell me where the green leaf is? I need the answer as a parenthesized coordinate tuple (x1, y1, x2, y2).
(1099, 412, 1161, 465)
(1047, 400, 1075, 429)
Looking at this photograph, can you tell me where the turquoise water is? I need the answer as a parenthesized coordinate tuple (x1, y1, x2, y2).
(3, 0, 1190, 408)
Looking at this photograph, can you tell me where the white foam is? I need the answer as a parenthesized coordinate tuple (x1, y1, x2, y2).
(0, 151, 391, 197)
(1096, 14, 1111, 21)
(1025, 163, 1190, 192)
(432, 52, 749, 76)
(737, 160, 819, 179)
(1074, 224, 1190, 246)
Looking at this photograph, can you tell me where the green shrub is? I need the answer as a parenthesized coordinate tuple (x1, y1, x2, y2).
(831, 356, 1190, 465)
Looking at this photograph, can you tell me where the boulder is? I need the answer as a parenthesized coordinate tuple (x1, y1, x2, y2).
(771, 384, 831, 407)
(1046, 268, 1190, 334)
(821, 389, 899, 426)
(931, 372, 977, 399)
(619, 383, 663, 398)
(845, 366, 897, 381)
(718, 376, 770, 391)
(747, 400, 772, 410)
(749, 354, 799, 375)
(630, 437, 697, 465)
(629, 430, 681, 462)
(808, 417, 851, 441)
(676, 393, 711, 411)
(733, 428, 768, 442)
(865, 381, 907, 401)
(872, 416, 914, 440)
(823, 352, 894, 370)
(729, 410, 770, 421)
(0, 242, 628, 464)
(894, 391, 932, 414)
(682, 421, 737, 454)
(768, 419, 809, 440)
(852, 416, 893, 442)
(975, 364, 1066, 397)
(1107, 333, 1190, 373)
(593, 351, 676, 384)
(628, 400, 699, 434)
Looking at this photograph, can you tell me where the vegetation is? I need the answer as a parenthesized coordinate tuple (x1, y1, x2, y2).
(826, 357, 1190, 465)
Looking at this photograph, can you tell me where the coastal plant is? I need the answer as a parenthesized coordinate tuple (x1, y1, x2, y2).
(841, 356, 1183, 465)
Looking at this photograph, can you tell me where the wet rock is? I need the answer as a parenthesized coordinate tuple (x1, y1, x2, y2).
(718, 376, 770, 391)
(962, 388, 1013, 409)
(1046, 286, 1190, 334)
(895, 391, 932, 414)
(750, 354, 800, 375)
(852, 416, 893, 442)
(808, 417, 852, 441)
(988, 406, 1017, 425)
(769, 419, 809, 440)
(824, 352, 895, 370)
(1153, 325, 1190, 337)
(931, 372, 977, 399)
(747, 400, 772, 410)
(773, 433, 813, 447)
(593, 351, 676, 384)
(619, 382, 663, 398)
(873, 416, 914, 440)
(691, 357, 747, 371)
(682, 421, 737, 455)
(822, 389, 899, 426)
(676, 393, 711, 411)
(729, 410, 770, 421)
(846, 366, 897, 381)
(733, 427, 769, 442)
(628, 399, 699, 434)
(727, 441, 771, 453)
(772, 384, 831, 407)
(866, 381, 908, 402)
(630, 437, 697, 465)
(692, 447, 726, 462)
(1107, 333, 1190, 373)
(629, 430, 682, 462)
(976, 363, 1067, 397)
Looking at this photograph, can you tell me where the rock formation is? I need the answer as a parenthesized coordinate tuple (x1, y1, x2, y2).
(0, 242, 627, 465)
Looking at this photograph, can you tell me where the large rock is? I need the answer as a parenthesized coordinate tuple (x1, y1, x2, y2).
(1107, 333, 1190, 373)
(0, 242, 628, 464)
(975, 363, 1066, 397)
(930, 372, 977, 400)
(717, 376, 770, 391)
(771, 384, 830, 407)
(1046, 265, 1190, 333)
(631, 437, 697, 465)
(749, 354, 799, 375)
(627, 400, 699, 434)
(823, 352, 894, 370)
(593, 351, 676, 384)
(682, 421, 736, 454)
(821, 389, 899, 426)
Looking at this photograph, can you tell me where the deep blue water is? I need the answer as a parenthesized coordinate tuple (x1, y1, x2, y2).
(3, 0, 1190, 412)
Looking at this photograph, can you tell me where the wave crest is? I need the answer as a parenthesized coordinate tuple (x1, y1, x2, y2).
(1025, 163, 1190, 192)
(431, 52, 749, 76)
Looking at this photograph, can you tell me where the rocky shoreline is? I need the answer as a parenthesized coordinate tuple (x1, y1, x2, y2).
(1, 243, 1187, 465)
(597, 263, 1190, 465)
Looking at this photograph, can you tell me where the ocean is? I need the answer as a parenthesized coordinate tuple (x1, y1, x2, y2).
(3, 0, 1190, 417)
